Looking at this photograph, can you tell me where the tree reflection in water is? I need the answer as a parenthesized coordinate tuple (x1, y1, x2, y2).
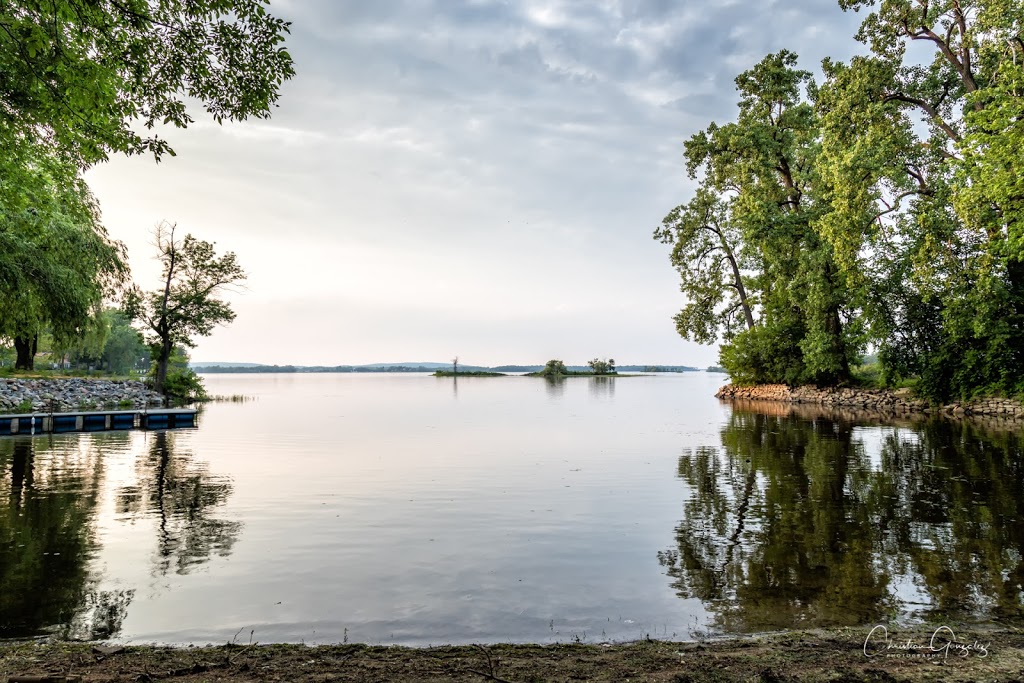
(116, 431, 242, 576)
(0, 437, 133, 639)
(659, 406, 1024, 632)
(0, 430, 241, 639)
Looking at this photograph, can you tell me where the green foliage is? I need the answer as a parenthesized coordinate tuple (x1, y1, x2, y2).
(538, 360, 567, 378)
(816, 0, 1024, 400)
(659, 51, 860, 387)
(587, 358, 616, 375)
(156, 367, 208, 403)
(0, 0, 295, 181)
(0, 2, 291, 376)
(660, 3, 1024, 399)
(128, 222, 246, 396)
(101, 311, 149, 375)
(0, 161, 129, 369)
(147, 347, 207, 402)
(60, 309, 148, 374)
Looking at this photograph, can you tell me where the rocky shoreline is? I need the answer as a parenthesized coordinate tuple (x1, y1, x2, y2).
(716, 383, 1024, 419)
(0, 378, 164, 414)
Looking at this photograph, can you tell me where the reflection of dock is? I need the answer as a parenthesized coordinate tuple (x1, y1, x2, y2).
(0, 408, 197, 436)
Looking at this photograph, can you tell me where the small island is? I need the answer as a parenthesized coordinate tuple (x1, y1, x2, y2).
(432, 356, 505, 377)
(429, 358, 636, 378)
(526, 358, 623, 378)
(433, 370, 506, 377)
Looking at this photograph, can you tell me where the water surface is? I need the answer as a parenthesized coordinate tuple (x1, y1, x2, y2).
(1, 373, 1021, 644)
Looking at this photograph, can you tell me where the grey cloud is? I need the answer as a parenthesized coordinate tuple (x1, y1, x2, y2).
(90, 0, 872, 366)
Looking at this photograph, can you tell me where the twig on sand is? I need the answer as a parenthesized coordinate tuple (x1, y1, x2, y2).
(467, 644, 517, 683)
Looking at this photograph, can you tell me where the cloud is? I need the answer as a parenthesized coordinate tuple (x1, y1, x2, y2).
(85, 0, 866, 366)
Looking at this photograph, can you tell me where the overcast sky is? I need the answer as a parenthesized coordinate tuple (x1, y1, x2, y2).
(85, 0, 865, 367)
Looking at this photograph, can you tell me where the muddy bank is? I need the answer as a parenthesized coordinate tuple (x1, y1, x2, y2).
(0, 379, 163, 414)
(2, 627, 1022, 682)
(716, 383, 1024, 421)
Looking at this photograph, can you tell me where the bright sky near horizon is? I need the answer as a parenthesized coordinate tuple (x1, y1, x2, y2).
(84, 0, 863, 368)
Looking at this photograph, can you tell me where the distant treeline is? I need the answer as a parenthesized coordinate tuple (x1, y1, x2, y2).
(195, 364, 708, 374)
(195, 365, 443, 374)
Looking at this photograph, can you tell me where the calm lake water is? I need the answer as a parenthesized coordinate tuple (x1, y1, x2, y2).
(1, 373, 1022, 644)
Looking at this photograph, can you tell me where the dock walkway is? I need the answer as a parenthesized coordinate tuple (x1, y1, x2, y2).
(0, 408, 197, 436)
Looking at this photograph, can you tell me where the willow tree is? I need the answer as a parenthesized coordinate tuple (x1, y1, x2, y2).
(0, 169, 128, 370)
(818, 0, 1024, 398)
(660, 51, 860, 386)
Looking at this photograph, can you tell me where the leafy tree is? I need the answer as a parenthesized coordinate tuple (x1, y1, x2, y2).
(538, 359, 567, 378)
(0, 0, 295, 180)
(62, 309, 148, 374)
(655, 189, 756, 342)
(101, 311, 149, 375)
(127, 222, 246, 396)
(0, 2, 292, 374)
(0, 170, 128, 370)
(818, 0, 1024, 398)
(660, 51, 861, 386)
(149, 347, 207, 402)
(587, 358, 616, 375)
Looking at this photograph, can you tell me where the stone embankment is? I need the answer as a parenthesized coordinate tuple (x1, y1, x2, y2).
(716, 383, 1024, 419)
(0, 378, 164, 414)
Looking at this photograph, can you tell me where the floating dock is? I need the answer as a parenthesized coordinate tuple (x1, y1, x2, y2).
(0, 408, 197, 436)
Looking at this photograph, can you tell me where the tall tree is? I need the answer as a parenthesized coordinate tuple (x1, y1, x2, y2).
(0, 0, 294, 179)
(654, 189, 756, 343)
(0, 168, 128, 370)
(818, 0, 1024, 398)
(660, 51, 860, 386)
(127, 222, 246, 396)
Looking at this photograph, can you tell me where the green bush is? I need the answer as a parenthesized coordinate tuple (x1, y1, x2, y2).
(151, 367, 208, 403)
(538, 359, 567, 378)
(720, 325, 807, 386)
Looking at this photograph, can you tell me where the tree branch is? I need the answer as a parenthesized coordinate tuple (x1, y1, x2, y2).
(882, 92, 961, 141)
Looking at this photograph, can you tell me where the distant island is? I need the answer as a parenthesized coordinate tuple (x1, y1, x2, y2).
(192, 362, 714, 374)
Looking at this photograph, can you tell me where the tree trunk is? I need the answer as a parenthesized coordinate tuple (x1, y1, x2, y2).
(154, 339, 172, 396)
(14, 335, 37, 371)
(718, 236, 755, 331)
(1008, 257, 1024, 371)
(825, 304, 851, 383)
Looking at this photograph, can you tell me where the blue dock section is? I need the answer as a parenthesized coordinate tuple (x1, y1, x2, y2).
(0, 408, 197, 436)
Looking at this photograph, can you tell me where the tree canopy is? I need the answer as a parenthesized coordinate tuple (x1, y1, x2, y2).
(659, 0, 1024, 400)
(0, 0, 294, 175)
(1, 0, 291, 374)
(0, 164, 128, 369)
(127, 222, 246, 396)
